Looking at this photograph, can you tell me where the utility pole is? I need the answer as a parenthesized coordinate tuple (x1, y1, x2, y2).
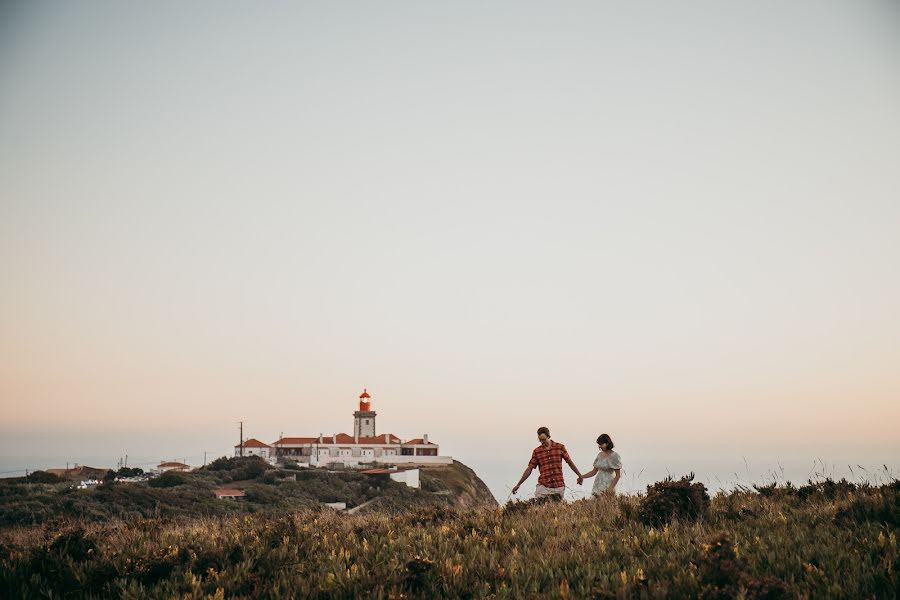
(125, 454, 128, 468)
(203, 451, 207, 466)
(239, 421, 244, 457)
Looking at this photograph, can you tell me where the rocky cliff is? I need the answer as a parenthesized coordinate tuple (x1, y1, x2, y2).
(418, 460, 497, 508)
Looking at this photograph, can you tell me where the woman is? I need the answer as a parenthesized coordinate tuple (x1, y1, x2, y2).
(578, 433, 622, 496)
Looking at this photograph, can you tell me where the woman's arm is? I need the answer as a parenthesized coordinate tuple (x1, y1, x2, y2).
(607, 468, 621, 492)
(577, 467, 597, 485)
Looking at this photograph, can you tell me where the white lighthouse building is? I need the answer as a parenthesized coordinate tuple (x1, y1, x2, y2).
(249, 390, 452, 469)
(353, 388, 376, 439)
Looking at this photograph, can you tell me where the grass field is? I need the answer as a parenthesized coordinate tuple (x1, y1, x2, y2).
(1, 477, 896, 599)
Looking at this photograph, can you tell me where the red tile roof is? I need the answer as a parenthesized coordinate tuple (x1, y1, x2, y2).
(358, 434, 402, 444)
(212, 488, 245, 497)
(272, 437, 319, 445)
(235, 438, 270, 449)
(158, 461, 190, 468)
(273, 434, 402, 445)
(404, 438, 436, 445)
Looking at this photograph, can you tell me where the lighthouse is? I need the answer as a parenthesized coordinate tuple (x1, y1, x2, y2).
(353, 389, 377, 440)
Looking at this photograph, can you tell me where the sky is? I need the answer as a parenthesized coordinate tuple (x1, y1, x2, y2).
(1, 1, 899, 501)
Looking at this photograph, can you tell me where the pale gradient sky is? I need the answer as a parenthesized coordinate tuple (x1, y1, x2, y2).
(1, 1, 899, 499)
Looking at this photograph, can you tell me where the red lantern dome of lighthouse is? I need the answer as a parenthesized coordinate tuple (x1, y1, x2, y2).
(359, 388, 371, 411)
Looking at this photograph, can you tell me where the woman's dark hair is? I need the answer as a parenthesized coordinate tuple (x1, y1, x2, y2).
(537, 426, 550, 437)
(597, 433, 614, 450)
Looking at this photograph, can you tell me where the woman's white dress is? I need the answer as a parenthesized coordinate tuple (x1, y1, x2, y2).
(592, 450, 622, 496)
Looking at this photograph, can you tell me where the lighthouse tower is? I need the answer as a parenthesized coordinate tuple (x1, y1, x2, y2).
(353, 389, 377, 439)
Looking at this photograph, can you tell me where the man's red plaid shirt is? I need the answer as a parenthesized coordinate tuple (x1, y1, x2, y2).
(528, 440, 571, 489)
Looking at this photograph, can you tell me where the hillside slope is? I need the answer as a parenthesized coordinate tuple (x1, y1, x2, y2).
(0, 457, 495, 526)
(420, 460, 497, 508)
(1, 480, 895, 598)
(353, 460, 498, 515)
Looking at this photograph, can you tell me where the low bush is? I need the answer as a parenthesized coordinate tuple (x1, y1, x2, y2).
(25, 471, 62, 485)
(244, 484, 284, 505)
(797, 478, 857, 501)
(639, 472, 710, 526)
(148, 472, 188, 488)
(835, 484, 899, 527)
(697, 532, 793, 600)
(116, 467, 144, 477)
(202, 456, 269, 481)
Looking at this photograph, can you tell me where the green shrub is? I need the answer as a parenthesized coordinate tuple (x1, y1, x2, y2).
(797, 478, 857, 501)
(149, 472, 188, 488)
(258, 470, 293, 484)
(501, 496, 558, 518)
(639, 473, 710, 526)
(202, 456, 269, 481)
(116, 467, 144, 477)
(25, 471, 62, 485)
(404, 556, 437, 593)
(835, 484, 899, 527)
(205, 456, 233, 471)
(48, 525, 97, 561)
(697, 532, 793, 600)
(244, 484, 283, 505)
(753, 481, 796, 499)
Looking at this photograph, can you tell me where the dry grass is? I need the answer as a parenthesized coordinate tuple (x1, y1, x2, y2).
(0, 479, 896, 599)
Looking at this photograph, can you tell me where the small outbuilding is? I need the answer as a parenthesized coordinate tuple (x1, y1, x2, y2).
(157, 461, 191, 473)
(212, 488, 246, 500)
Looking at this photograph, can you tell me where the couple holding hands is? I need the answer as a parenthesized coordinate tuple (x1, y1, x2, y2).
(511, 426, 622, 500)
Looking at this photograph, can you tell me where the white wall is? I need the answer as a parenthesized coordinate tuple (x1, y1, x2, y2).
(234, 447, 269, 459)
(275, 447, 452, 467)
(158, 465, 190, 472)
(390, 469, 420, 488)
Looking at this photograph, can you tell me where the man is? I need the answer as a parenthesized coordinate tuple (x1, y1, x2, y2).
(512, 426, 583, 500)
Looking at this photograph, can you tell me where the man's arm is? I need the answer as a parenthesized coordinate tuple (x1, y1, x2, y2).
(511, 466, 534, 495)
(513, 450, 538, 495)
(561, 446, 583, 479)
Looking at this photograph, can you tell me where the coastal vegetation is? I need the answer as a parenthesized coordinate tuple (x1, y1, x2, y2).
(0, 470, 896, 598)
(0, 457, 495, 528)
